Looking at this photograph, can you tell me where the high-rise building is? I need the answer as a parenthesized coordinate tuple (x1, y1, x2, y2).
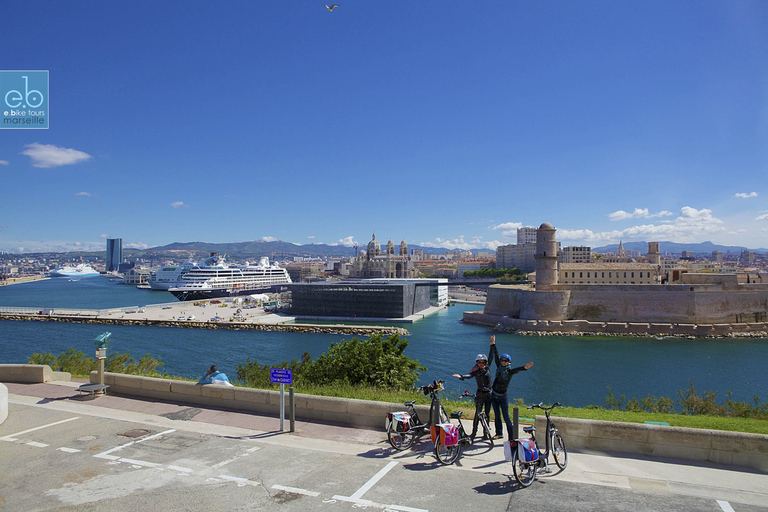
(517, 227, 538, 245)
(106, 238, 122, 272)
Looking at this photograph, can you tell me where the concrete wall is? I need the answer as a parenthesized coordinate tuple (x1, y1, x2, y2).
(0, 383, 7, 425)
(539, 416, 768, 472)
(0, 364, 71, 383)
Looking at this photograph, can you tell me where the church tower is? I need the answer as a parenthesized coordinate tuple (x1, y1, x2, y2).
(534, 222, 558, 290)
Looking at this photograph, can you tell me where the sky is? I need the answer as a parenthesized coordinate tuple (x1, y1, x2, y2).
(1, 0, 767, 254)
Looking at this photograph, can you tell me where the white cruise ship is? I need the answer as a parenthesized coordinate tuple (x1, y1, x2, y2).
(168, 254, 292, 301)
(148, 260, 199, 291)
(50, 264, 100, 278)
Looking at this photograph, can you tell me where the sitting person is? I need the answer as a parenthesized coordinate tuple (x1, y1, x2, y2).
(197, 365, 232, 385)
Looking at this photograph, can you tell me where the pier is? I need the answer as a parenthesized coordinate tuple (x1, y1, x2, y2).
(0, 300, 409, 337)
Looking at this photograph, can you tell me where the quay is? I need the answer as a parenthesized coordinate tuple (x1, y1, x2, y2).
(0, 300, 410, 337)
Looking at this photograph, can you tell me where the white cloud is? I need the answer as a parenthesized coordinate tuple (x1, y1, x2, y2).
(125, 242, 149, 249)
(306, 235, 315, 239)
(262, 236, 277, 242)
(98, 234, 109, 238)
(75, 191, 93, 196)
(609, 208, 674, 221)
(491, 222, 523, 238)
(337, 236, 357, 247)
(1, 240, 104, 253)
(21, 143, 91, 168)
(170, 201, 188, 208)
(420, 236, 500, 251)
(0, 160, 9, 165)
(756, 212, 768, 221)
(735, 192, 758, 199)
(560, 206, 725, 244)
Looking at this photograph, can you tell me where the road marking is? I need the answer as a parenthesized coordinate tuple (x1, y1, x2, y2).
(210, 446, 261, 468)
(58, 447, 81, 453)
(332, 461, 426, 512)
(167, 465, 194, 473)
(717, 501, 735, 512)
(220, 474, 260, 487)
(271, 484, 320, 497)
(25, 441, 49, 448)
(350, 460, 398, 500)
(0, 416, 80, 442)
(94, 428, 176, 459)
(118, 458, 161, 468)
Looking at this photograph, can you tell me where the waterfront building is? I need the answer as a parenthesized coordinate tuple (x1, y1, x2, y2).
(457, 260, 494, 278)
(287, 278, 447, 319)
(517, 226, 538, 245)
(560, 263, 656, 285)
(106, 238, 123, 272)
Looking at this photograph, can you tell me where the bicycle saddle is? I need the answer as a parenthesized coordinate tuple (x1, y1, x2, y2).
(450, 411, 463, 419)
(404, 400, 416, 406)
(523, 425, 535, 433)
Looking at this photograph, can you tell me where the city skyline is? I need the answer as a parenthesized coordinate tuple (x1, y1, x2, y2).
(2, 1, 767, 254)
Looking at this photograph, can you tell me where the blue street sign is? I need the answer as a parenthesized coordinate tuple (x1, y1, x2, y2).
(270, 368, 293, 384)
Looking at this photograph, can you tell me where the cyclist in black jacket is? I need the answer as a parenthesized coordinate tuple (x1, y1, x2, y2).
(489, 335, 533, 440)
(452, 353, 492, 441)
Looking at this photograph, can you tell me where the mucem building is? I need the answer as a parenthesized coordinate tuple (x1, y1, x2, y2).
(288, 280, 446, 319)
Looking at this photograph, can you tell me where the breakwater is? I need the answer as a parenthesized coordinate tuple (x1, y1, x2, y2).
(0, 312, 409, 337)
(464, 311, 768, 339)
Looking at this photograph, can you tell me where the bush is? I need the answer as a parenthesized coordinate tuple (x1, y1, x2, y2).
(28, 348, 165, 377)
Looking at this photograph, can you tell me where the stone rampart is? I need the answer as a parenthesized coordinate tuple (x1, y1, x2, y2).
(0, 364, 71, 383)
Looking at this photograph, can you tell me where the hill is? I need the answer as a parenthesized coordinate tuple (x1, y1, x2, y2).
(592, 241, 767, 255)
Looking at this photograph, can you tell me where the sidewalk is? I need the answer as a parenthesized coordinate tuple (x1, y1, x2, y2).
(4, 380, 768, 509)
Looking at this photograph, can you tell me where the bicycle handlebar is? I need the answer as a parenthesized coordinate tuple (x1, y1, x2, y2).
(527, 401, 563, 411)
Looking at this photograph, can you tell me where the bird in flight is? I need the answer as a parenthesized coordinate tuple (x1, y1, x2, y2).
(325, 4, 339, 12)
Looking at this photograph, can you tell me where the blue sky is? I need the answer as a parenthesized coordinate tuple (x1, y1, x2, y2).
(1, 0, 767, 253)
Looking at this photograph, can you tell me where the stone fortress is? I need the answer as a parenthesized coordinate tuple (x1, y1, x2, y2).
(464, 223, 768, 337)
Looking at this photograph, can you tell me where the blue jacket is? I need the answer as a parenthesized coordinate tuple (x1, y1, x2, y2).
(198, 370, 230, 384)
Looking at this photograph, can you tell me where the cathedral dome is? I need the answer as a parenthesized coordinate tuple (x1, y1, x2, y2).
(399, 239, 408, 256)
(367, 234, 380, 256)
(386, 239, 395, 255)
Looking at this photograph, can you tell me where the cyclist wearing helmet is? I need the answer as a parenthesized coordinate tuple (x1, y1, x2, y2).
(452, 352, 492, 442)
(489, 335, 533, 440)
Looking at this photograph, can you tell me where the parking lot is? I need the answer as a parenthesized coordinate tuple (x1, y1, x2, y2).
(2, 383, 767, 511)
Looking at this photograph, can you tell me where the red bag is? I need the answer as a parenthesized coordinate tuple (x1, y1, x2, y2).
(431, 423, 459, 446)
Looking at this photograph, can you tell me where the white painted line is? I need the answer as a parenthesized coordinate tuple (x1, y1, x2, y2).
(211, 446, 261, 468)
(350, 460, 398, 500)
(58, 447, 81, 453)
(25, 441, 49, 448)
(94, 428, 176, 459)
(331, 495, 427, 512)
(717, 500, 735, 512)
(386, 505, 429, 512)
(219, 474, 260, 487)
(271, 484, 320, 497)
(118, 458, 161, 468)
(0, 416, 80, 442)
(167, 465, 194, 473)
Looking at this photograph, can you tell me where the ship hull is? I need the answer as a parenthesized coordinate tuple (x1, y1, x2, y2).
(169, 284, 285, 301)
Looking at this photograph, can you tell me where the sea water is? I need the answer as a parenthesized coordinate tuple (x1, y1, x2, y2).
(1, 277, 767, 408)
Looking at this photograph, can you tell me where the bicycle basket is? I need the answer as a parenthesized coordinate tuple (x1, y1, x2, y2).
(388, 411, 411, 432)
(517, 438, 539, 462)
(431, 423, 459, 446)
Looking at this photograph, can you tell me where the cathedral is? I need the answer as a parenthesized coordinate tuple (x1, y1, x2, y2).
(350, 234, 417, 279)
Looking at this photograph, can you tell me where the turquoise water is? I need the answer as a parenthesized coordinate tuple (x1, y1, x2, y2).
(2, 277, 767, 408)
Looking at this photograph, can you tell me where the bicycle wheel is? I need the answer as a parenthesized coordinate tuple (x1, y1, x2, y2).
(434, 438, 462, 465)
(387, 421, 414, 451)
(551, 431, 568, 470)
(512, 452, 536, 487)
(479, 414, 494, 447)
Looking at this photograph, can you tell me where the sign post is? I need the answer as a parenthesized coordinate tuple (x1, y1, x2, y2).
(270, 368, 293, 431)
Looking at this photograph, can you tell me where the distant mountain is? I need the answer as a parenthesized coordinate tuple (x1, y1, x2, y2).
(137, 240, 458, 260)
(592, 241, 767, 255)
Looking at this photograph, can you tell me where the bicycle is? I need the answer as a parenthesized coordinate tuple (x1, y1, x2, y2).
(386, 380, 450, 451)
(433, 390, 494, 465)
(511, 402, 568, 487)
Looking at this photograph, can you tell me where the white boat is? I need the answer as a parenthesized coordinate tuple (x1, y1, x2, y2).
(148, 260, 199, 291)
(50, 264, 100, 278)
(168, 254, 292, 301)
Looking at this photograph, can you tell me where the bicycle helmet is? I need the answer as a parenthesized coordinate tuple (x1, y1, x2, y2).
(500, 353, 511, 361)
(476, 353, 488, 362)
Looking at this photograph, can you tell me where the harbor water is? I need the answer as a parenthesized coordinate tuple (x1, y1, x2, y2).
(1, 277, 767, 408)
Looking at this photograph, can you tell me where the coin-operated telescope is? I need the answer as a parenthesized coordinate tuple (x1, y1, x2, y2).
(93, 332, 111, 390)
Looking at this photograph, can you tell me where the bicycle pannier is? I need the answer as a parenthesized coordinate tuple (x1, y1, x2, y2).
(517, 438, 539, 462)
(388, 411, 410, 432)
(431, 423, 459, 446)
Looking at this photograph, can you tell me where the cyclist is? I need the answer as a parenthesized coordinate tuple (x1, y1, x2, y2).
(452, 353, 492, 442)
(489, 335, 533, 439)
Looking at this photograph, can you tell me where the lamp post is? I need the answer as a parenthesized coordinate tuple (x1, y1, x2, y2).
(94, 332, 111, 393)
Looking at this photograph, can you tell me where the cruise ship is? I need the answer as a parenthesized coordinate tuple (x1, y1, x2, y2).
(148, 260, 199, 291)
(168, 254, 292, 301)
(50, 264, 100, 278)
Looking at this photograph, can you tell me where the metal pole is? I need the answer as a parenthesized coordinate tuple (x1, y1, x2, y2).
(513, 406, 519, 440)
(289, 385, 295, 432)
(279, 383, 285, 432)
